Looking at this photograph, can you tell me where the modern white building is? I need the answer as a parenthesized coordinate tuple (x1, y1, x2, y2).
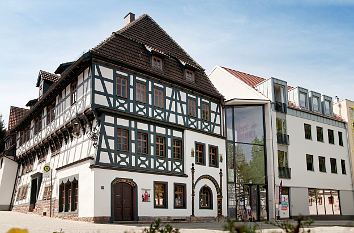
(334, 99, 354, 188)
(4, 13, 227, 222)
(209, 66, 354, 220)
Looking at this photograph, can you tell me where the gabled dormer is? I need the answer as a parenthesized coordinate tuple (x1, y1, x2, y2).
(36, 70, 59, 98)
(309, 91, 321, 113)
(322, 95, 333, 116)
(288, 86, 309, 110)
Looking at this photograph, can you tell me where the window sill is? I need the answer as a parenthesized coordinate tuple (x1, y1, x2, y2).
(199, 207, 213, 210)
(58, 211, 78, 215)
(116, 95, 128, 100)
(154, 206, 168, 209)
(195, 163, 205, 166)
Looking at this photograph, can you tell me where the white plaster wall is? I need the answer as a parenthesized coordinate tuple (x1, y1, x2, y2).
(289, 187, 310, 216)
(93, 129, 227, 218)
(184, 130, 227, 217)
(14, 123, 97, 207)
(0, 157, 17, 209)
(339, 190, 354, 215)
(278, 114, 353, 190)
(56, 160, 95, 218)
(208, 66, 268, 101)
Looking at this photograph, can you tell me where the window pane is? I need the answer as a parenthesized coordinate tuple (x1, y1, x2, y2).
(328, 129, 334, 144)
(299, 92, 307, 108)
(324, 190, 334, 215)
(332, 190, 341, 215)
(195, 143, 204, 165)
(338, 132, 343, 146)
(312, 97, 319, 111)
(235, 143, 265, 184)
(306, 154, 314, 171)
(188, 98, 197, 117)
(304, 124, 312, 140)
(233, 106, 264, 144)
(308, 189, 317, 215)
(154, 183, 166, 208)
(316, 189, 326, 215)
(227, 142, 235, 182)
(316, 127, 323, 142)
(136, 82, 147, 103)
(173, 139, 182, 159)
(226, 108, 233, 141)
(341, 160, 346, 174)
(330, 158, 337, 173)
(174, 184, 185, 208)
(319, 156, 326, 172)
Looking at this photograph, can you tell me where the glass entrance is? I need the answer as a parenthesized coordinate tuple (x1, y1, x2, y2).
(226, 106, 268, 221)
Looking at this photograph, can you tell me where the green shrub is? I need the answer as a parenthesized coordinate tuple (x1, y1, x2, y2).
(143, 218, 180, 233)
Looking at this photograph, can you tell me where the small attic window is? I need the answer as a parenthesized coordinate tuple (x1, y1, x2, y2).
(185, 69, 195, 82)
(152, 56, 163, 70)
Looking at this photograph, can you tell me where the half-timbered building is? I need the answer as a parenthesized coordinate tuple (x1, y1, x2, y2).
(7, 13, 226, 222)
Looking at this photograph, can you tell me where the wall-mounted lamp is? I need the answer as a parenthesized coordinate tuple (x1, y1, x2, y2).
(191, 148, 195, 157)
(219, 153, 223, 163)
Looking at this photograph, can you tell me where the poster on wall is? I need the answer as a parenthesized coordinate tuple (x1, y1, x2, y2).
(279, 194, 290, 219)
(141, 189, 151, 202)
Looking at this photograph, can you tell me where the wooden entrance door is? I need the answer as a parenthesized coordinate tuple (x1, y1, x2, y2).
(112, 182, 134, 221)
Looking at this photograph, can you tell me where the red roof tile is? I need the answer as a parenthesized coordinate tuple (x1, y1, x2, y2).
(8, 106, 29, 130)
(222, 67, 266, 88)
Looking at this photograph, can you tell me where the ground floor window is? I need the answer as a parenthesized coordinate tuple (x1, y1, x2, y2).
(174, 183, 186, 209)
(59, 178, 78, 212)
(154, 182, 167, 208)
(199, 186, 212, 209)
(42, 185, 52, 200)
(16, 185, 28, 201)
(308, 188, 340, 215)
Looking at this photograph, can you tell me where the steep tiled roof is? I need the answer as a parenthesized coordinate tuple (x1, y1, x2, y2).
(118, 14, 202, 69)
(36, 70, 60, 87)
(91, 14, 221, 99)
(222, 67, 266, 88)
(8, 106, 29, 130)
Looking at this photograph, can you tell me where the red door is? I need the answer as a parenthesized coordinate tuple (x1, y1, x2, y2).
(113, 183, 133, 221)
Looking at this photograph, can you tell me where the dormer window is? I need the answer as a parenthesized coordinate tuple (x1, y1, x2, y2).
(152, 56, 163, 70)
(185, 69, 195, 82)
(299, 92, 308, 109)
(312, 96, 320, 112)
(324, 100, 331, 115)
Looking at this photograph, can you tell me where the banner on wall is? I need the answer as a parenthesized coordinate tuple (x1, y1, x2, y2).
(279, 194, 289, 219)
(141, 189, 151, 202)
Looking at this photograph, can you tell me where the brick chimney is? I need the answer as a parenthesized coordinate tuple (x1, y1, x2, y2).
(124, 12, 135, 26)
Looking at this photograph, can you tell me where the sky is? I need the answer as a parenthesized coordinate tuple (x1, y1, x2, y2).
(0, 0, 354, 127)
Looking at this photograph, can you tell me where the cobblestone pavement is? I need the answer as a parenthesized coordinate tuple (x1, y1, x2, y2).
(0, 212, 354, 233)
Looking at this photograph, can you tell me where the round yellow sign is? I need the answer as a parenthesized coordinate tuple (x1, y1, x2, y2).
(43, 165, 50, 173)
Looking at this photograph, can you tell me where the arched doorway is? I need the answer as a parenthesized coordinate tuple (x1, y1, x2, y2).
(111, 178, 137, 221)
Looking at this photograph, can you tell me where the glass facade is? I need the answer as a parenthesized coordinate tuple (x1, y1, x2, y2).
(226, 106, 267, 221)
